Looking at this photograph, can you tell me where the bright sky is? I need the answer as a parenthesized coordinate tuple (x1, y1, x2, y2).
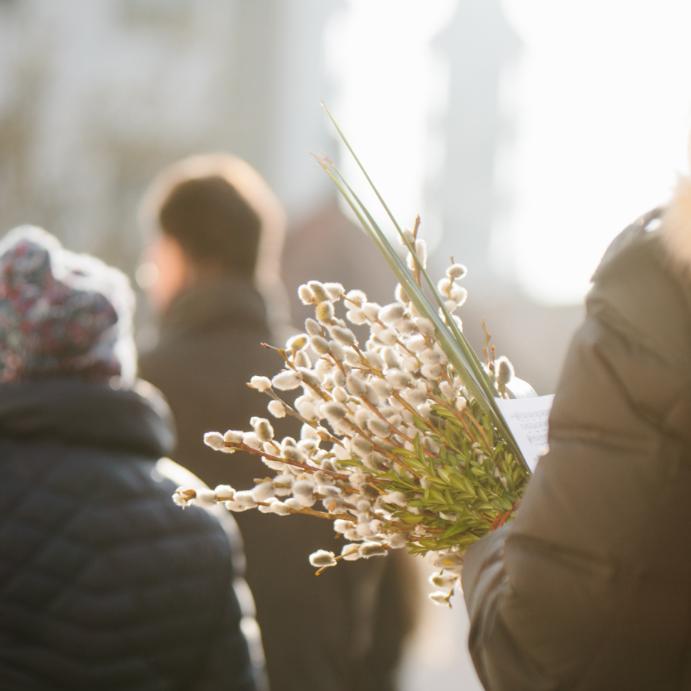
(329, 0, 691, 304)
(498, 0, 691, 302)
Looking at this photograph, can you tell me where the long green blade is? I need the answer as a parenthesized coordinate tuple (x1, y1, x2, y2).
(318, 110, 528, 470)
(323, 104, 498, 403)
(319, 157, 526, 469)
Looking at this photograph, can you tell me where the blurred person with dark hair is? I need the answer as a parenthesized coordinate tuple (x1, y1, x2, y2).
(463, 189, 691, 685)
(138, 154, 418, 691)
(0, 227, 262, 691)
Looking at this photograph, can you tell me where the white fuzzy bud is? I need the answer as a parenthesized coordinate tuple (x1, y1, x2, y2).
(429, 571, 458, 589)
(402, 355, 420, 373)
(370, 378, 391, 399)
(377, 329, 399, 346)
(446, 263, 467, 280)
(363, 451, 389, 471)
(349, 471, 368, 489)
(310, 335, 330, 355)
(332, 386, 349, 404)
(429, 591, 452, 606)
(315, 301, 335, 323)
(386, 369, 412, 389)
(388, 533, 407, 549)
(323, 401, 347, 422)
(330, 326, 357, 347)
(379, 303, 406, 325)
(309, 549, 337, 569)
(347, 410, 365, 432)
(394, 283, 410, 304)
(356, 522, 375, 538)
(203, 431, 225, 450)
(307, 281, 328, 303)
(351, 436, 373, 456)
(252, 481, 275, 502)
(172, 487, 196, 507)
(362, 302, 381, 322)
(251, 417, 274, 442)
(305, 318, 322, 336)
(287, 334, 309, 353)
(439, 381, 455, 400)
(222, 429, 243, 445)
(267, 500, 292, 516)
(432, 551, 464, 570)
(419, 348, 442, 365)
(496, 356, 515, 390)
(234, 490, 258, 509)
(272, 370, 301, 391)
(324, 282, 345, 300)
(345, 308, 367, 325)
(268, 400, 287, 418)
(382, 347, 400, 369)
(413, 317, 435, 337)
(421, 363, 443, 380)
(242, 432, 262, 451)
(213, 485, 236, 501)
(449, 285, 468, 306)
(294, 396, 318, 421)
(292, 480, 316, 507)
(248, 375, 272, 392)
(341, 543, 362, 561)
(294, 351, 312, 369)
(366, 417, 390, 438)
(334, 519, 351, 534)
(344, 348, 361, 366)
(262, 456, 287, 471)
(298, 284, 316, 305)
(328, 341, 345, 362)
(437, 277, 453, 296)
(359, 541, 388, 559)
(272, 474, 294, 496)
(365, 349, 384, 371)
(300, 424, 320, 441)
(345, 289, 367, 307)
(406, 334, 427, 353)
(382, 491, 407, 507)
(415, 239, 427, 266)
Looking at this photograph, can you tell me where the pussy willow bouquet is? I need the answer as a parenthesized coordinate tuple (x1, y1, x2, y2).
(174, 109, 531, 605)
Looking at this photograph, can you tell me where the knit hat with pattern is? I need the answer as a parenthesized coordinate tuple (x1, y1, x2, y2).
(0, 226, 136, 384)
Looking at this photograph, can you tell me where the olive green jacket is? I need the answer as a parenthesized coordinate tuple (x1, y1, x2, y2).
(463, 202, 691, 690)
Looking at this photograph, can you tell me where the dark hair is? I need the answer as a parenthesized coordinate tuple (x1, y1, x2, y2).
(158, 174, 261, 277)
(141, 154, 285, 284)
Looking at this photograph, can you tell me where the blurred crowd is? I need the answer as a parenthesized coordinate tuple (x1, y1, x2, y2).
(0, 155, 419, 691)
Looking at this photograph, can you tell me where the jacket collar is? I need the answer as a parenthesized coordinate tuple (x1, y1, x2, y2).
(0, 378, 175, 457)
(662, 174, 691, 272)
(159, 276, 268, 342)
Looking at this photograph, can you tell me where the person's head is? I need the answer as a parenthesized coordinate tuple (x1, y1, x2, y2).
(0, 226, 136, 385)
(139, 154, 286, 311)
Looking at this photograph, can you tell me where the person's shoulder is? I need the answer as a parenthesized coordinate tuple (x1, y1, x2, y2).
(154, 457, 247, 571)
(587, 207, 691, 370)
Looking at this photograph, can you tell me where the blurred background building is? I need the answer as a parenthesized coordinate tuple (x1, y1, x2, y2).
(1, 1, 690, 688)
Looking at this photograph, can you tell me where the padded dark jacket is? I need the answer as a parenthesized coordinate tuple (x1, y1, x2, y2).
(140, 277, 418, 691)
(0, 378, 260, 691)
(463, 208, 691, 690)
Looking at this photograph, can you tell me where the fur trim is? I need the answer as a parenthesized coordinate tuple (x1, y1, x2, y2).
(661, 175, 691, 271)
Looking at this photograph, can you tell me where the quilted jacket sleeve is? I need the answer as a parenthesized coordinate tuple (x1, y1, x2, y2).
(157, 458, 267, 691)
(462, 226, 691, 690)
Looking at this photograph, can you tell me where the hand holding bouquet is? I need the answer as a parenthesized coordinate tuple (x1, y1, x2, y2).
(173, 109, 531, 605)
